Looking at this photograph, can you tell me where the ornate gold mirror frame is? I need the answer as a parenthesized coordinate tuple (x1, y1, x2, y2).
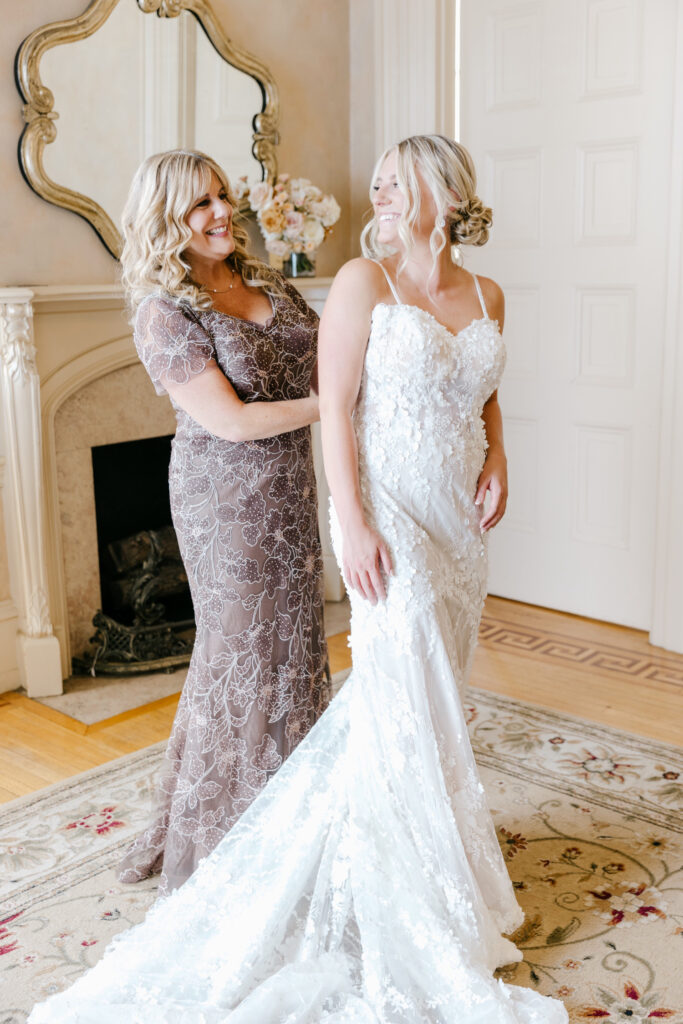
(15, 0, 280, 258)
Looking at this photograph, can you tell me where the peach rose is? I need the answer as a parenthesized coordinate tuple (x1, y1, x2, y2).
(259, 202, 286, 235)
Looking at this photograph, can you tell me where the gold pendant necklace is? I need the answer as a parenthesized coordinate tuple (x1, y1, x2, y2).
(206, 266, 236, 293)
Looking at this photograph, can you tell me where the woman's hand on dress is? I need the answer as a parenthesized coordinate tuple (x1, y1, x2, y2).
(475, 450, 508, 532)
(342, 520, 393, 604)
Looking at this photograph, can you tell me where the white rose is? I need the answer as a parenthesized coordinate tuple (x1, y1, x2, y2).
(290, 178, 312, 206)
(283, 210, 305, 240)
(231, 176, 250, 201)
(302, 216, 325, 249)
(309, 195, 340, 228)
(265, 237, 291, 258)
(249, 181, 273, 212)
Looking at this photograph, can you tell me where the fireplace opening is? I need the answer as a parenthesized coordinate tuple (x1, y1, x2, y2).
(75, 435, 195, 675)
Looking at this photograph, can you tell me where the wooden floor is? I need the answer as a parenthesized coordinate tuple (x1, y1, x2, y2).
(1, 596, 681, 804)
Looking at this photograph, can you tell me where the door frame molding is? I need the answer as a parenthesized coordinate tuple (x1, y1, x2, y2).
(650, 2, 683, 653)
(371, 0, 456, 151)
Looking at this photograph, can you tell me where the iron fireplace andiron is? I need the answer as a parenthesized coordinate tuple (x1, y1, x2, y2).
(74, 527, 194, 677)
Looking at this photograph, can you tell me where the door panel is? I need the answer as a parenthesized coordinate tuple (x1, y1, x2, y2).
(460, 0, 678, 627)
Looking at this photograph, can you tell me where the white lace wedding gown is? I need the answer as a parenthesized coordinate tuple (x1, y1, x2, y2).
(29, 272, 567, 1024)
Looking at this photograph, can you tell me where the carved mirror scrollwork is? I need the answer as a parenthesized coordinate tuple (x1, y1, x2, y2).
(15, 0, 280, 258)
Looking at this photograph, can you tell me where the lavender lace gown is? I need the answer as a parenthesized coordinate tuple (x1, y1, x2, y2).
(117, 278, 330, 895)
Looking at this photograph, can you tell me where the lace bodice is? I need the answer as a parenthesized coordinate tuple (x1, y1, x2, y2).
(357, 296, 505, 497)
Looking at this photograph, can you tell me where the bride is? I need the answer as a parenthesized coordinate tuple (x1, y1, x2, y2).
(29, 135, 567, 1023)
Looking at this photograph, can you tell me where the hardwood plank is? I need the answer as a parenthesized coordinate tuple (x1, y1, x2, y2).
(328, 632, 352, 673)
(86, 692, 182, 733)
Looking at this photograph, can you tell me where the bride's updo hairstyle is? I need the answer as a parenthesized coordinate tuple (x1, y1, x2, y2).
(120, 148, 285, 314)
(361, 134, 492, 281)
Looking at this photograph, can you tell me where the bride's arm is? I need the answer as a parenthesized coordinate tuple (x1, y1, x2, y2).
(319, 259, 393, 604)
(475, 279, 508, 531)
(476, 392, 508, 531)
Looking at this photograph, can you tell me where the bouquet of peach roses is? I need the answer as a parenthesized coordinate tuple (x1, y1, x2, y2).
(234, 173, 340, 274)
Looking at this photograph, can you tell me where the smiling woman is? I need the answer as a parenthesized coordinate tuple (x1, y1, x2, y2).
(114, 149, 330, 896)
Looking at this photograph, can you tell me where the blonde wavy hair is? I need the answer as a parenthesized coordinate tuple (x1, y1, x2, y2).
(361, 134, 492, 283)
(120, 149, 286, 314)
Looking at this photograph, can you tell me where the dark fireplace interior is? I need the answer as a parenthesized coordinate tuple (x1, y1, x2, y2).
(91, 435, 194, 626)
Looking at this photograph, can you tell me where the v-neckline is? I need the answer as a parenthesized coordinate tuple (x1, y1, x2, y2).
(210, 290, 277, 330)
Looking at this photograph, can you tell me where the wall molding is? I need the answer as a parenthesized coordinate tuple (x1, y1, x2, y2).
(650, 2, 683, 653)
(373, 0, 456, 152)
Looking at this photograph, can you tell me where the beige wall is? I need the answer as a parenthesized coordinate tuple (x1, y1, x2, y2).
(214, 0, 352, 276)
(1, 0, 116, 285)
(1, 0, 353, 285)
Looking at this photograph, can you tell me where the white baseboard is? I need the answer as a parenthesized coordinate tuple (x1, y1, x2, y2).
(0, 601, 20, 692)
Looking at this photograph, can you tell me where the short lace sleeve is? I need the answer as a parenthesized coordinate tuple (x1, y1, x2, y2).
(134, 295, 215, 396)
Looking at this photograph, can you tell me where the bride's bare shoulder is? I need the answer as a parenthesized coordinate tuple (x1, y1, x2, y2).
(320, 259, 389, 339)
(333, 254, 387, 284)
(473, 273, 505, 324)
(329, 257, 387, 303)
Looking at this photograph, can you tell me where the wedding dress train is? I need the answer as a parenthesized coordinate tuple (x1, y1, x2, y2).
(29, 273, 567, 1023)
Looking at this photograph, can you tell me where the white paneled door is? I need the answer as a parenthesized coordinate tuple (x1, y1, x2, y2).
(460, 0, 679, 628)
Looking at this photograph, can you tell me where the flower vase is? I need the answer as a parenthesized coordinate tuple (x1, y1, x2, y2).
(284, 252, 316, 278)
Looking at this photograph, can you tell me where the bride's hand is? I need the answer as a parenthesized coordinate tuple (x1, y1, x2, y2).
(342, 520, 393, 604)
(475, 450, 508, 532)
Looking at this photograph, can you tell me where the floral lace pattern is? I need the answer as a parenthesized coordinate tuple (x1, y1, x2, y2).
(117, 280, 330, 895)
(29, 297, 568, 1022)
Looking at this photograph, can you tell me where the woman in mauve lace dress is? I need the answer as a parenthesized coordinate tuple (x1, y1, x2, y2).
(116, 149, 330, 895)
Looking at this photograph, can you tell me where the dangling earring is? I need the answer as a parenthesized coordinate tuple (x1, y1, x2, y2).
(437, 214, 446, 230)
(450, 245, 463, 267)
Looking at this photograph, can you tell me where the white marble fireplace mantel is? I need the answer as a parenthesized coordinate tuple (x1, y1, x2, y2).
(0, 278, 339, 697)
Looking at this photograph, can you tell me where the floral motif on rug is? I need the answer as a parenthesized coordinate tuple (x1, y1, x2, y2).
(0, 690, 681, 1023)
(469, 692, 683, 1022)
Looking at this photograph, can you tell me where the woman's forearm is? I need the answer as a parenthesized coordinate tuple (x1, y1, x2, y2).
(165, 364, 319, 443)
(232, 395, 319, 442)
(320, 405, 366, 533)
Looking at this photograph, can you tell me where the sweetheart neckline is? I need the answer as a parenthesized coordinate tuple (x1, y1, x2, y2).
(372, 301, 501, 344)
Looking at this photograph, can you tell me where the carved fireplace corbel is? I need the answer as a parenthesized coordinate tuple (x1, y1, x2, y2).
(0, 290, 62, 696)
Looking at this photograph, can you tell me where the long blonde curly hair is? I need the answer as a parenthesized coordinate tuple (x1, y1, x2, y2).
(361, 135, 492, 285)
(120, 149, 286, 314)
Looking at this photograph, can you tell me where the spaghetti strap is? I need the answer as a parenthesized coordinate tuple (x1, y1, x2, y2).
(472, 274, 489, 319)
(373, 260, 402, 305)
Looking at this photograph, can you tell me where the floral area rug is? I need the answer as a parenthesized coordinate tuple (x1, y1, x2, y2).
(1, 689, 681, 1023)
